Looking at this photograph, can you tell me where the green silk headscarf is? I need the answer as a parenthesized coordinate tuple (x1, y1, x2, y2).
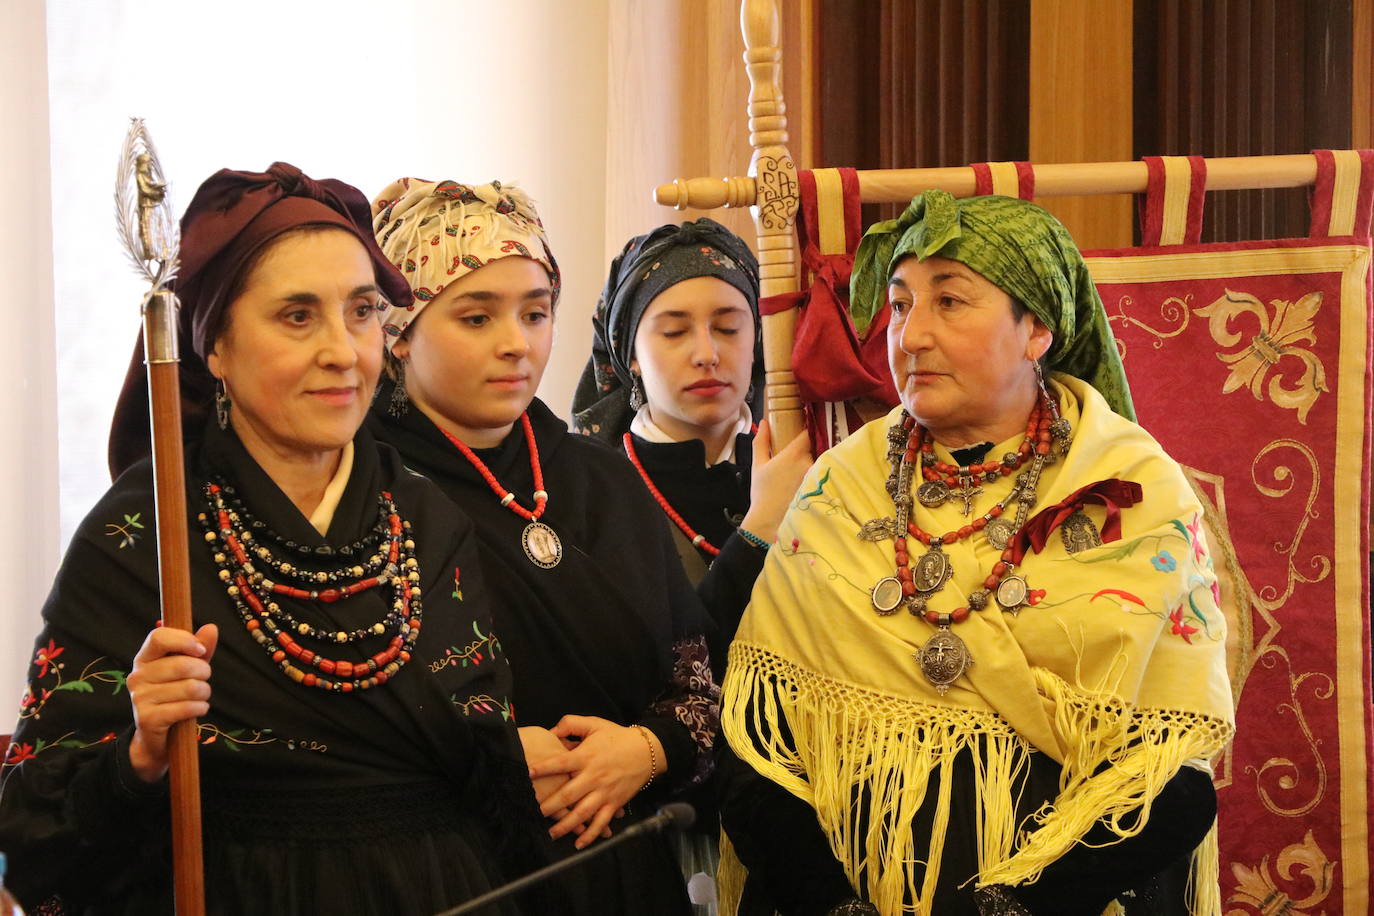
(851, 190, 1135, 420)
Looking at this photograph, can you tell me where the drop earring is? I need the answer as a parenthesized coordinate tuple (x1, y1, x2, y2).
(215, 379, 231, 430)
(629, 373, 645, 411)
(389, 359, 411, 418)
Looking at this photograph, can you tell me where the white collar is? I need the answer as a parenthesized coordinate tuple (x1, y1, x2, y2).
(630, 403, 752, 467)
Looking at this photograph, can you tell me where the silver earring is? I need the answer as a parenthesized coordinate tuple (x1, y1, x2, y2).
(1033, 359, 1047, 396)
(389, 360, 411, 418)
(629, 374, 645, 411)
(215, 379, 231, 430)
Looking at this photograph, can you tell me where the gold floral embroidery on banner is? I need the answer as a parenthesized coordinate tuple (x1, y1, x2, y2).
(1106, 293, 1194, 360)
(1244, 646, 1332, 817)
(1249, 440, 1331, 611)
(1226, 830, 1334, 915)
(1195, 290, 1330, 424)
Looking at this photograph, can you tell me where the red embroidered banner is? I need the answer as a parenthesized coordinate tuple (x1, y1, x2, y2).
(1084, 232, 1373, 916)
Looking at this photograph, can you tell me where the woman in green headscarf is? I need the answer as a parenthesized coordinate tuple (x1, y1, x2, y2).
(717, 192, 1232, 916)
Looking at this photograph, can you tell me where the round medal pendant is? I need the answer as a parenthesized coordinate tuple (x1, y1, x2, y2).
(521, 521, 563, 569)
(917, 479, 950, 508)
(871, 576, 904, 616)
(995, 574, 1029, 611)
(984, 517, 1016, 551)
(913, 548, 952, 593)
(916, 628, 972, 695)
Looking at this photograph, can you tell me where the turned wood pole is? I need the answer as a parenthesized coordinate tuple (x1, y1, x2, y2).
(741, 0, 805, 446)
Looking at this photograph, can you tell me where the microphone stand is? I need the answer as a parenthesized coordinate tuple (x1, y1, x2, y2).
(434, 803, 696, 916)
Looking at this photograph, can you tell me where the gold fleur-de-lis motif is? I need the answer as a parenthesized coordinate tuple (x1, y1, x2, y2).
(1195, 289, 1329, 424)
(1227, 829, 1333, 913)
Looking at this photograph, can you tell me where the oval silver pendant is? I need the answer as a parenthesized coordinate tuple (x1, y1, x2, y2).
(984, 517, 1015, 551)
(916, 628, 972, 695)
(917, 479, 950, 508)
(913, 548, 951, 593)
(996, 574, 1029, 610)
(871, 576, 904, 615)
(522, 521, 563, 569)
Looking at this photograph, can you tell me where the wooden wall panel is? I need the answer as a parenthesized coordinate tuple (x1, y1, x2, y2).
(606, 0, 808, 264)
(1355, 0, 1373, 148)
(1029, 0, 1135, 249)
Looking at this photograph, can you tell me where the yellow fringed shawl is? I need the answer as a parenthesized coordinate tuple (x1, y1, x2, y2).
(721, 375, 1234, 915)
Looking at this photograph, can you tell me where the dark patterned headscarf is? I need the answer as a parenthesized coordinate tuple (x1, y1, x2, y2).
(851, 190, 1135, 420)
(108, 162, 411, 478)
(572, 219, 760, 443)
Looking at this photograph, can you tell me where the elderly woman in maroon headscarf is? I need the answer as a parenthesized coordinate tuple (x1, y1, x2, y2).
(0, 163, 547, 915)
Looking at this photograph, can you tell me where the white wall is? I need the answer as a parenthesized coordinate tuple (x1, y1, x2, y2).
(0, 0, 61, 711)
(3, 0, 612, 707)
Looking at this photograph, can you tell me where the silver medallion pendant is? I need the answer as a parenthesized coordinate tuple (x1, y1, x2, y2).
(916, 627, 972, 695)
(917, 479, 950, 508)
(995, 574, 1029, 613)
(521, 521, 563, 569)
(1061, 510, 1102, 554)
(984, 517, 1016, 551)
(913, 546, 953, 593)
(871, 576, 905, 615)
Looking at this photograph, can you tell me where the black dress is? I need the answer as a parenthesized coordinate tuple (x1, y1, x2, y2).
(622, 431, 765, 684)
(370, 392, 720, 916)
(0, 422, 546, 916)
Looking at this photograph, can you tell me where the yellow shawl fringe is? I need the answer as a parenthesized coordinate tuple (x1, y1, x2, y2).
(721, 642, 1232, 915)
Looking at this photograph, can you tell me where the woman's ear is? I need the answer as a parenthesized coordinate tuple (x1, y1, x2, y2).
(629, 357, 640, 376)
(206, 346, 222, 380)
(391, 336, 411, 360)
(1026, 318, 1053, 363)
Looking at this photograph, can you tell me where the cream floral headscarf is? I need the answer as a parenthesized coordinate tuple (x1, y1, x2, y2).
(371, 177, 560, 348)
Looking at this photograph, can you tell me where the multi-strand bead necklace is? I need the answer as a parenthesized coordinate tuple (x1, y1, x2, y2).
(865, 391, 1071, 694)
(200, 482, 422, 693)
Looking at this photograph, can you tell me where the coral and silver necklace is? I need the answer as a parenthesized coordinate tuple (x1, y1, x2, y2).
(863, 392, 1071, 694)
(443, 413, 562, 569)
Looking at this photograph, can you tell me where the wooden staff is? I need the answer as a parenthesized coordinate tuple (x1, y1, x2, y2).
(119, 119, 204, 916)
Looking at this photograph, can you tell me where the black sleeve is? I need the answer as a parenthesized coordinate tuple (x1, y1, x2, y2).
(719, 745, 857, 916)
(0, 491, 173, 912)
(698, 532, 768, 683)
(1008, 766, 1218, 916)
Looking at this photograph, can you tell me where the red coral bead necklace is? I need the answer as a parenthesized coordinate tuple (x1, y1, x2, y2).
(441, 412, 563, 569)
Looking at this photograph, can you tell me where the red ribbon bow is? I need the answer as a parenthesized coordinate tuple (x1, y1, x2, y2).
(1009, 478, 1144, 564)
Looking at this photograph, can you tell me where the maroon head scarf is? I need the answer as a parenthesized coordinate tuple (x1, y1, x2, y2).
(107, 162, 412, 478)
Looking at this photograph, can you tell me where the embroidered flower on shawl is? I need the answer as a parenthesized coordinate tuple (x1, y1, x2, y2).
(1168, 606, 1200, 644)
(1185, 514, 1206, 561)
(34, 640, 64, 678)
(1149, 550, 1177, 572)
(5, 742, 35, 765)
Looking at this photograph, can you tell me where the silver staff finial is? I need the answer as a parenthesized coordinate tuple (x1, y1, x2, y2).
(116, 117, 178, 291)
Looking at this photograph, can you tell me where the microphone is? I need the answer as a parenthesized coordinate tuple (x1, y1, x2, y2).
(434, 803, 697, 916)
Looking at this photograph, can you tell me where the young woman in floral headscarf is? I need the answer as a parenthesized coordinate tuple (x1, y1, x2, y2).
(368, 178, 719, 915)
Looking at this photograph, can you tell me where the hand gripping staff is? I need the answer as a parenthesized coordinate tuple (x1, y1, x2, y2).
(115, 118, 205, 916)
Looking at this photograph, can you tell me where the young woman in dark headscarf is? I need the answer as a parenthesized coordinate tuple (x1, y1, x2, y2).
(572, 220, 813, 683)
(367, 178, 719, 916)
(0, 164, 546, 915)
(571, 220, 813, 913)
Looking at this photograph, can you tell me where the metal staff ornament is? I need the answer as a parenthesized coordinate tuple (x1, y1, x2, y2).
(116, 118, 206, 916)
